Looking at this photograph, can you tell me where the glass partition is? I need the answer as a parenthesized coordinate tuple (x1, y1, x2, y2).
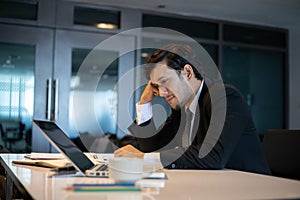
(0, 43, 35, 152)
(222, 46, 285, 135)
(69, 48, 119, 136)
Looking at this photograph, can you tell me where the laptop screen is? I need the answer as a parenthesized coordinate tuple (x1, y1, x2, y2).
(32, 120, 94, 173)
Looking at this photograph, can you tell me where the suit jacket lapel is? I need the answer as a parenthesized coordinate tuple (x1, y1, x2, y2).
(191, 82, 211, 146)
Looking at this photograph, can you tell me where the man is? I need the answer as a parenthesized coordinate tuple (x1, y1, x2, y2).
(114, 44, 271, 175)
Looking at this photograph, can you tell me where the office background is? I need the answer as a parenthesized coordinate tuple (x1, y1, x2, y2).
(0, 0, 299, 153)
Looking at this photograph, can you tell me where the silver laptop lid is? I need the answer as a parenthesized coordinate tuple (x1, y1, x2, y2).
(32, 119, 95, 175)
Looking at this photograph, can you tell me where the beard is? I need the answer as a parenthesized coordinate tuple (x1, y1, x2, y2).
(171, 98, 185, 111)
(174, 92, 194, 110)
(174, 103, 181, 110)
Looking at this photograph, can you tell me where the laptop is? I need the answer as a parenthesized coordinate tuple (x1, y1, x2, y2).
(32, 119, 109, 177)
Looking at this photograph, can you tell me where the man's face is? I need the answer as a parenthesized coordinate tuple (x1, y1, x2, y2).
(150, 63, 194, 110)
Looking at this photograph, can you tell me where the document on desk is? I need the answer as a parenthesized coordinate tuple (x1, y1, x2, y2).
(24, 152, 65, 160)
(12, 152, 73, 169)
(12, 159, 73, 168)
(12, 159, 72, 168)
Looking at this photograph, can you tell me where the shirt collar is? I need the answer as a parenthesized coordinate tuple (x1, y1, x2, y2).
(187, 80, 204, 115)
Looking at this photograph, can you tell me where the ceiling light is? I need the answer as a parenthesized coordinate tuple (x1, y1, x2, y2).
(141, 52, 149, 58)
(96, 23, 118, 29)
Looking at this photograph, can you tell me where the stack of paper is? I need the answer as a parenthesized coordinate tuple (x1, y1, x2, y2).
(12, 159, 72, 168)
(12, 152, 72, 169)
(24, 153, 65, 160)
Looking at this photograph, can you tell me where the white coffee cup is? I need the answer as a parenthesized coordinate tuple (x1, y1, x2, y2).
(108, 157, 144, 183)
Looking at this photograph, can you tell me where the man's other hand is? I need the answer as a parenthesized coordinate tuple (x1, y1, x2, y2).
(114, 144, 145, 159)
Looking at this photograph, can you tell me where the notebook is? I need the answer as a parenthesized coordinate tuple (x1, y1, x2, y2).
(32, 119, 109, 177)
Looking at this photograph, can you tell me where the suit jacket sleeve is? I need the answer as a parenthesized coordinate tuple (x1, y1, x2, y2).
(127, 108, 182, 153)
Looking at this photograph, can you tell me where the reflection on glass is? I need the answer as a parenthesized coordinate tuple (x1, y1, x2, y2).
(222, 46, 284, 135)
(69, 48, 118, 137)
(0, 42, 35, 152)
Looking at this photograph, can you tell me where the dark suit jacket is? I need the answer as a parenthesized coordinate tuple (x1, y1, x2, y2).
(127, 81, 271, 175)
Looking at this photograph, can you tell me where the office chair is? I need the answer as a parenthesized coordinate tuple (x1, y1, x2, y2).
(0, 119, 24, 151)
(262, 129, 300, 180)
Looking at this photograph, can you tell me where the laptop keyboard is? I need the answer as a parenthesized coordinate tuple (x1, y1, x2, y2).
(91, 163, 108, 171)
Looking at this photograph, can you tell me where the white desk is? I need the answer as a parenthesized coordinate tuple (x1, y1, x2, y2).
(1, 153, 300, 200)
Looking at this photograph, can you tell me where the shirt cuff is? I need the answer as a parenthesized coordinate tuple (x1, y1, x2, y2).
(136, 102, 152, 125)
(143, 152, 160, 160)
(143, 152, 163, 171)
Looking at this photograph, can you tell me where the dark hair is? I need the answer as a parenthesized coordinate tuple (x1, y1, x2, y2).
(145, 44, 203, 80)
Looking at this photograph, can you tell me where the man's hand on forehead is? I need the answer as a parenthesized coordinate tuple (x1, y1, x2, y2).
(150, 82, 159, 96)
(139, 81, 159, 104)
(150, 82, 159, 89)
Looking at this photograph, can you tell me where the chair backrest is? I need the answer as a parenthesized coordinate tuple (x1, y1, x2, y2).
(262, 129, 300, 180)
(0, 124, 4, 146)
(0, 118, 23, 140)
(0, 123, 3, 137)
